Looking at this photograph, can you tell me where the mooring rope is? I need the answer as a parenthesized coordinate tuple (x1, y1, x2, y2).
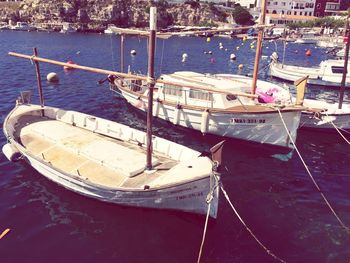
(220, 185, 287, 263)
(197, 172, 219, 263)
(277, 108, 350, 233)
(197, 202, 211, 263)
(322, 112, 350, 145)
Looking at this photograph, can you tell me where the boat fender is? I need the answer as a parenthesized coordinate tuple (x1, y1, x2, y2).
(200, 109, 210, 134)
(173, 104, 182, 125)
(153, 98, 160, 117)
(134, 96, 145, 110)
(2, 143, 22, 162)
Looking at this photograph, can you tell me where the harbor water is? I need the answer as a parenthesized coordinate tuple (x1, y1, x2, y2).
(0, 30, 350, 263)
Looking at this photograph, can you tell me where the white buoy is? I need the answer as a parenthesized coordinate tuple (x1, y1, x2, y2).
(173, 105, 181, 125)
(230, 53, 236, 60)
(182, 53, 188, 63)
(47, 72, 59, 83)
(2, 143, 21, 162)
(200, 109, 209, 134)
(130, 49, 137, 55)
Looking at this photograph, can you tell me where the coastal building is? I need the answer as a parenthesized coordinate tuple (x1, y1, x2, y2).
(265, 13, 317, 25)
(232, 0, 257, 8)
(266, 1, 316, 16)
(314, 0, 350, 17)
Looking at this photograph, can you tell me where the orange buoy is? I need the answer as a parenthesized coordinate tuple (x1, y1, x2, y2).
(305, 49, 311, 56)
(64, 60, 77, 70)
(238, 64, 244, 70)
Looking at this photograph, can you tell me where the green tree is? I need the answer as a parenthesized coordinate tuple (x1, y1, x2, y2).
(232, 6, 254, 25)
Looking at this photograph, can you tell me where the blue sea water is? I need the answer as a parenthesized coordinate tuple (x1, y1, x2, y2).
(0, 30, 350, 263)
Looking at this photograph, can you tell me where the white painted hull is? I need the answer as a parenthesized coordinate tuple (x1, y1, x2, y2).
(23, 151, 219, 217)
(3, 105, 220, 218)
(270, 62, 350, 87)
(121, 91, 301, 150)
(300, 99, 350, 130)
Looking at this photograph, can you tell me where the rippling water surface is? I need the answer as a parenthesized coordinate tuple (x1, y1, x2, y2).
(0, 31, 350, 263)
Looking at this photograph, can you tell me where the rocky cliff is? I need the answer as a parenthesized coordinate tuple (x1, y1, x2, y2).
(0, 0, 228, 31)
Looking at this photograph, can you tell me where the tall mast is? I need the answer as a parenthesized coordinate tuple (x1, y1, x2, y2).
(339, 16, 350, 109)
(251, 0, 267, 95)
(146, 6, 157, 170)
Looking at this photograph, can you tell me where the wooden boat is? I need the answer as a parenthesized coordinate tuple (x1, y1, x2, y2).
(109, 3, 304, 151)
(3, 103, 222, 217)
(270, 54, 350, 88)
(3, 7, 223, 218)
(112, 71, 304, 150)
(242, 74, 350, 130)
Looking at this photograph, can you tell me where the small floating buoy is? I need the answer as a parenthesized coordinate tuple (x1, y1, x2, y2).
(236, 46, 240, 50)
(251, 45, 255, 49)
(305, 49, 311, 56)
(243, 36, 247, 41)
(130, 49, 137, 56)
(47, 72, 59, 83)
(182, 53, 188, 63)
(208, 51, 212, 55)
(219, 46, 224, 50)
(294, 50, 299, 54)
(210, 57, 216, 63)
(76, 51, 81, 55)
(206, 37, 211, 42)
(238, 64, 244, 70)
(2, 143, 21, 162)
(64, 60, 76, 70)
(230, 53, 236, 60)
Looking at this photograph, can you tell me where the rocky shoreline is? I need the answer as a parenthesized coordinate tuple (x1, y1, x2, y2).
(0, 0, 228, 32)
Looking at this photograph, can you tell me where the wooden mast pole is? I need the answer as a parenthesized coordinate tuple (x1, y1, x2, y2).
(251, 0, 267, 95)
(339, 16, 350, 109)
(120, 34, 125, 72)
(33, 47, 45, 116)
(146, 6, 157, 170)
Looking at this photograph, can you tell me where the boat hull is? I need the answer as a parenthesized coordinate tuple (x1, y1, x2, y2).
(120, 90, 301, 150)
(3, 105, 219, 218)
(23, 151, 219, 217)
(270, 62, 350, 88)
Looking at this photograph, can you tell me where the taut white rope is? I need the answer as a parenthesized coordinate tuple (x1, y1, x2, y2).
(277, 108, 350, 234)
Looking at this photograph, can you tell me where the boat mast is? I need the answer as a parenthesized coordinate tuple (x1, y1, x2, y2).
(251, 0, 267, 95)
(33, 47, 45, 116)
(120, 34, 125, 72)
(339, 15, 350, 109)
(146, 6, 157, 170)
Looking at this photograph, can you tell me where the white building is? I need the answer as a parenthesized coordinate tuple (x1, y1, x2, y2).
(233, 0, 257, 8)
(266, 0, 316, 16)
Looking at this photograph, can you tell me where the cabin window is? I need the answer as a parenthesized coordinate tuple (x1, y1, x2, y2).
(226, 94, 237, 101)
(129, 79, 143, 92)
(189, 90, 213, 101)
(331, 66, 347, 74)
(163, 84, 182, 97)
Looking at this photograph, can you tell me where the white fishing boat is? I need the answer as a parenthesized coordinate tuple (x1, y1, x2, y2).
(3, 7, 223, 218)
(104, 24, 118, 34)
(246, 75, 350, 130)
(294, 32, 318, 44)
(269, 54, 350, 88)
(112, 71, 304, 150)
(108, 3, 304, 151)
(60, 23, 77, 33)
(3, 102, 221, 217)
(11, 22, 36, 31)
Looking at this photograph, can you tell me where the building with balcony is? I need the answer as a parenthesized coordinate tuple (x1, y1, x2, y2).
(266, 1, 316, 16)
(314, 0, 350, 17)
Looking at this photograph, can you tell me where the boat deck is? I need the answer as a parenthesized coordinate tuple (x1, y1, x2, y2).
(13, 115, 181, 189)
